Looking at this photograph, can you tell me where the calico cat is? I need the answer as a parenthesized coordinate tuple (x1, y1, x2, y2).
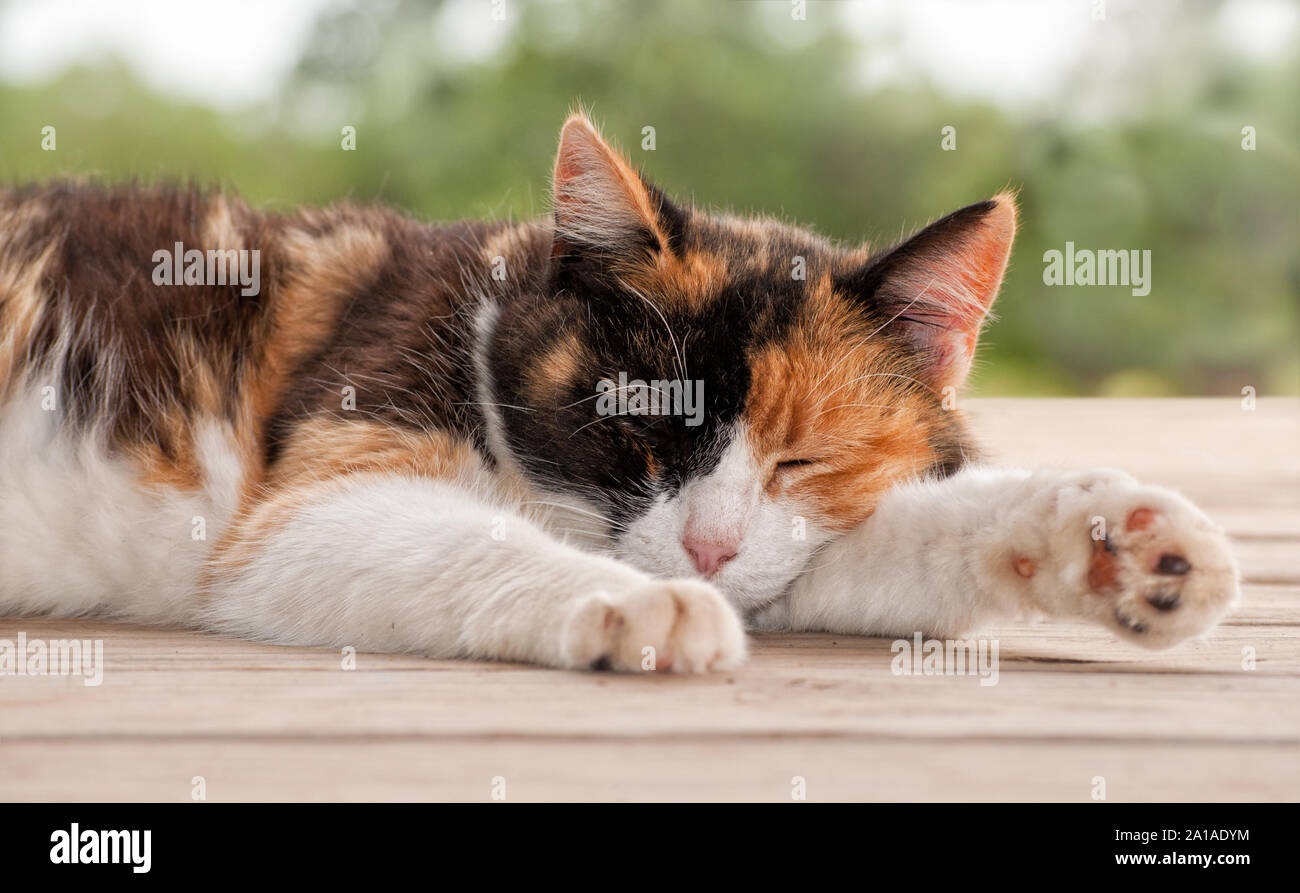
(0, 112, 1239, 672)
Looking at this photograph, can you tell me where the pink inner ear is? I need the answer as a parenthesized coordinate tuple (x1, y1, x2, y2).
(904, 196, 1017, 388)
(926, 329, 981, 387)
(554, 151, 583, 187)
(552, 114, 658, 249)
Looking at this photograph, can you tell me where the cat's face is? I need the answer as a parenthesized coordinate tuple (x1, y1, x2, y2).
(490, 113, 1016, 611)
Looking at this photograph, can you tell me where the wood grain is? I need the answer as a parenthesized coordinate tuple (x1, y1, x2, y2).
(1, 398, 1297, 801)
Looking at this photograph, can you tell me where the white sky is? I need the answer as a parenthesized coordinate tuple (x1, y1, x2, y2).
(841, 0, 1297, 102)
(0, 0, 1294, 109)
(0, 0, 325, 107)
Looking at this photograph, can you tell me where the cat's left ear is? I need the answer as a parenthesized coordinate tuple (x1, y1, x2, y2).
(551, 111, 682, 267)
(838, 194, 1017, 390)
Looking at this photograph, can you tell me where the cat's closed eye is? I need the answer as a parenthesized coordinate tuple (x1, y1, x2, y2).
(774, 458, 822, 472)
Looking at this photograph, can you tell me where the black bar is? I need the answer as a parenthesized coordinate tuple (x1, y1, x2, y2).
(1, 803, 1285, 878)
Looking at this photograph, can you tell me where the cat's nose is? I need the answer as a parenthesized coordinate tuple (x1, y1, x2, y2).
(682, 538, 739, 577)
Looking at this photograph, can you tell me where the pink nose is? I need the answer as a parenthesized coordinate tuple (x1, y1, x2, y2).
(683, 539, 739, 577)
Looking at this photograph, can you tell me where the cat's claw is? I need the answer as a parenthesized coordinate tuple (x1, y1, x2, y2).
(1040, 471, 1241, 648)
(563, 579, 748, 673)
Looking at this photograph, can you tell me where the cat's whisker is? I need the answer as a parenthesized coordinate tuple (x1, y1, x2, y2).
(557, 382, 673, 411)
(519, 500, 620, 527)
(861, 277, 941, 342)
(622, 281, 688, 384)
(818, 371, 938, 400)
(455, 400, 535, 413)
(553, 528, 619, 541)
(795, 547, 854, 576)
(567, 414, 619, 437)
(809, 401, 907, 421)
(804, 277, 941, 399)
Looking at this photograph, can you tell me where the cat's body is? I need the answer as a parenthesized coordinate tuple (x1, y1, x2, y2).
(0, 114, 1239, 670)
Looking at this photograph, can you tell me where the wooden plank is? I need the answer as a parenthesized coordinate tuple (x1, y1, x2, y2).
(3, 581, 1294, 670)
(963, 397, 1300, 477)
(964, 398, 1300, 522)
(0, 399, 1295, 801)
(1206, 508, 1300, 540)
(3, 608, 1296, 748)
(1230, 540, 1300, 584)
(2, 739, 1294, 802)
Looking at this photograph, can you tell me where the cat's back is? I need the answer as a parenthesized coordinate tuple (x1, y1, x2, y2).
(0, 182, 520, 620)
(0, 181, 521, 451)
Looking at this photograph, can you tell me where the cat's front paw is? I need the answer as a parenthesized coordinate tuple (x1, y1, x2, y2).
(563, 579, 748, 673)
(1034, 472, 1240, 649)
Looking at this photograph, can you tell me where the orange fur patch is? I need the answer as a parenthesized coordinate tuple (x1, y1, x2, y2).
(249, 211, 389, 423)
(222, 207, 391, 500)
(527, 330, 584, 403)
(0, 202, 57, 397)
(744, 286, 947, 531)
(617, 240, 729, 314)
(129, 438, 202, 491)
(271, 417, 481, 488)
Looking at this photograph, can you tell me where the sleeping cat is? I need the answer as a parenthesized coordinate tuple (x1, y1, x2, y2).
(0, 112, 1239, 672)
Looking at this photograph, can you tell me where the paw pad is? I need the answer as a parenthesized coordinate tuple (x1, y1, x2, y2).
(1155, 553, 1191, 575)
(1087, 538, 1119, 590)
(1145, 590, 1182, 612)
(1069, 494, 1239, 648)
(1125, 506, 1160, 532)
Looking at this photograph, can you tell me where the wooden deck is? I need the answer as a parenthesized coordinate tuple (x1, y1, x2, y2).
(2, 398, 1297, 801)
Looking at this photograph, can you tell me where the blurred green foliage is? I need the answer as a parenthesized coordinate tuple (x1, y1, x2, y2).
(1, 0, 1295, 395)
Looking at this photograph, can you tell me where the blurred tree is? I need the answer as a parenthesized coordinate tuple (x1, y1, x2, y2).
(0, 0, 1294, 395)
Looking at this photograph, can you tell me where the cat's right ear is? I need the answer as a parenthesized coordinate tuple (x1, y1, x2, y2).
(551, 112, 683, 268)
(836, 194, 1017, 391)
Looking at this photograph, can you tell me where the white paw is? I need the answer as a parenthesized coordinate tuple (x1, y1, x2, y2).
(562, 579, 748, 673)
(1025, 471, 1241, 648)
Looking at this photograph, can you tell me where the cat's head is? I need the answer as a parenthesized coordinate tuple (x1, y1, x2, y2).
(488, 112, 1015, 610)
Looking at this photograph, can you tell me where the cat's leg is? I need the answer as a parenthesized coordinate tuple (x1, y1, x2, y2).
(199, 473, 746, 672)
(759, 466, 1240, 649)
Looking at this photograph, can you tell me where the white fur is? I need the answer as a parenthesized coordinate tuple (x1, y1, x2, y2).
(0, 385, 238, 624)
(752, 465, 1240, 650)
(618, 427, 834, 610)
(0, 370, 1238, 671)
(197, 471, 745, 671)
